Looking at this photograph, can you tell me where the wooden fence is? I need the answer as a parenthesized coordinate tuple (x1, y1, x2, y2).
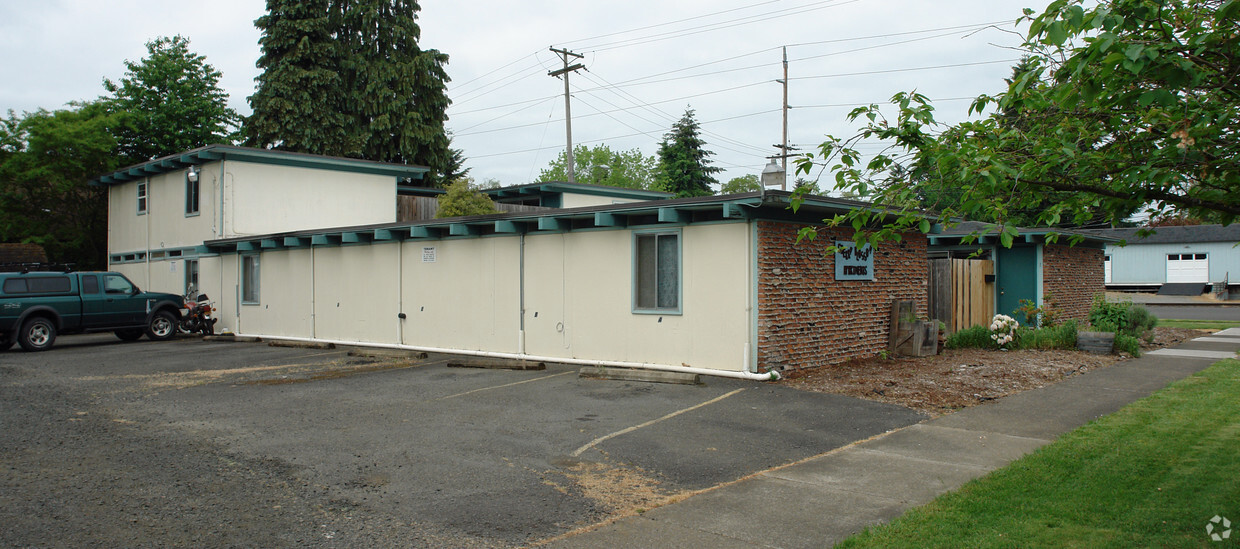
(928, 258, 995, 334)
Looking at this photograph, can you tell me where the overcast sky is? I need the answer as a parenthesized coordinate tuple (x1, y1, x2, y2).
(0, 0, 1051, 188)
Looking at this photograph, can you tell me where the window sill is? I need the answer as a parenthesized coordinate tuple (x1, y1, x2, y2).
(632, 308, 682, 316)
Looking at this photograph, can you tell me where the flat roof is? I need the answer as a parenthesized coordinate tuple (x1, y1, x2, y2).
(202, 190, 915, 252)
(90, 144, 430, 186)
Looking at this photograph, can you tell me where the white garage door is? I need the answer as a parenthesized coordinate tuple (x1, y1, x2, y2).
(1166, 253, 1209, 283)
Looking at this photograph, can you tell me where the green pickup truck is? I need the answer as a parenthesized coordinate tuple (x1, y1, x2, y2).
(0, 270, 185, 352)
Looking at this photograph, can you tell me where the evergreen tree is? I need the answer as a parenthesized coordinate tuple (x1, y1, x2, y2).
(246, 0, 358, 156)
(247, 0, 460, 186)
(655, 109, 719, 197)
(104, 36, 239, 163)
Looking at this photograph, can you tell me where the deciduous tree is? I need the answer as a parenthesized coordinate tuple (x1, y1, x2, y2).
(795, 0, 1240, 248)
(104, 36, 239, 164)
(720, 174, 761, 194)
(538, 144, 657, 189)
(0, 102, 123, 268)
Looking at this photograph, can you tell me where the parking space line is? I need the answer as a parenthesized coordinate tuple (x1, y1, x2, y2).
(436, 371, 576, 401)
(570, 388, 747, 457)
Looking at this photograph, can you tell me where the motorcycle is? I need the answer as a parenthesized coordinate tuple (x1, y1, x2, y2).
(180, 286, 218, 335)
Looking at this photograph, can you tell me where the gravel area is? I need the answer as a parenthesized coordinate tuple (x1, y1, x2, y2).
(780, 327, 1209, 416)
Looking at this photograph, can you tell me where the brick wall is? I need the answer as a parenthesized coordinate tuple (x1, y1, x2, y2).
(756, 221, 927, 372)
(1042, 244, 1104, 321)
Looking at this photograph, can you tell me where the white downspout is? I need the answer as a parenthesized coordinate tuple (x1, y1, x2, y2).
(231, 333, 781, 381)
(310, 245, 317, 339)
(518, 233, 526, 354)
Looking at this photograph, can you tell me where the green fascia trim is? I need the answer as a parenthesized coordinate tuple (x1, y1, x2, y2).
(929, 223, 944, 234)
(311, 234, 341, 246)
(373, 229, 398, 241)
(260, 239, 281, 249)
(722, 203, 750, 219)
(236, 242, 257, 252)
(658, 208, 684, 223)
(284, 236, 310, 247)
(194, 245, 211, 255)
(538, 217, 569, 231)
(342, 232, 372, 243)
(494, 220, 527, 234)
(449, 223, 479, 236)
(594, 212, 626, 227)
(90, 145, 430, 186)
(410, 226, 438, 239)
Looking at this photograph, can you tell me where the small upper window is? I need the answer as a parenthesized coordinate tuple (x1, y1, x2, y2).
(137, 181, 148, 214)
(185, 169, 200, 215)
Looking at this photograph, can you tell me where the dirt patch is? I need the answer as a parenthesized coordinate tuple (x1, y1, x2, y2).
(781, 327, 1211, 417)
(545, 456, 677, 516)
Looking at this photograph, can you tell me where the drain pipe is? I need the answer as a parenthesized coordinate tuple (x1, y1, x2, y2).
(232, 333, 780, 381)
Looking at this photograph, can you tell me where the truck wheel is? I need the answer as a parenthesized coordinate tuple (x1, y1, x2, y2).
(115, 329, 144, 342)
(18, 317, 56, 352)
(146, 310, 177, 341)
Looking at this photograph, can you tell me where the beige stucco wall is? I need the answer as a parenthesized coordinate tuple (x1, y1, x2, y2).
(401, 238, 522, 352)
(107, 167, 220, 255)
(107, 159, 400, 301)
(558, 193, 657, 209)
(226, 162, 396, 238)
(522, 224, 751, 370)
(217, 222, 753, 372)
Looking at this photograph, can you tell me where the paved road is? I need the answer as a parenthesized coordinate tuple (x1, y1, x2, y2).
(1, 334, 922, 547)
(1145, 305, 1240, 321)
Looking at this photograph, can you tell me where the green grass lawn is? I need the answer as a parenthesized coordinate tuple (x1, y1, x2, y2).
(1158, 318, 1240, 330)
(838, 359, 1240, 548)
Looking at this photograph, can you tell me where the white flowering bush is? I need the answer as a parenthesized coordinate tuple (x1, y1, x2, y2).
(989, 314, 1019, 349)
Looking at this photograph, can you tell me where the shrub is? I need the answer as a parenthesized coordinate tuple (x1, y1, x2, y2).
(1015, 320, 1079, 350)
(945, 325, 996, 350)
(1088, 296, 1158, 339)
(436, 178, 497, 218)
(1114, 333, 1142, 356)
(989, 314, 1019, 349)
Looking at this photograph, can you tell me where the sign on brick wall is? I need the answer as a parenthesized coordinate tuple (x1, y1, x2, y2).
(835, 241, 874, 280)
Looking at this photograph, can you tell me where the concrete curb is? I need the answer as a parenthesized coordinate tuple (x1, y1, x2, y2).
(578, 366, 701, 385)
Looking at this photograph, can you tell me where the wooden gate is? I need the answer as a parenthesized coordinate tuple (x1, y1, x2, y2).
(928, 258, 995, 333)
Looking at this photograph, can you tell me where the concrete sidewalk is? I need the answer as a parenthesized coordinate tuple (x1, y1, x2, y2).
(546, 329, 1240, 548)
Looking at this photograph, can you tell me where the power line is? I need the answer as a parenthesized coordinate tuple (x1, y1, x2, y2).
(572, 0, 860, 53)
(560, 0, 782, 47)
(791, 59, 1019, 80)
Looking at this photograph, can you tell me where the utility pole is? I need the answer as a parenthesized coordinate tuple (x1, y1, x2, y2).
(548, 47, 584, 183)
(770, 47, 793, 190)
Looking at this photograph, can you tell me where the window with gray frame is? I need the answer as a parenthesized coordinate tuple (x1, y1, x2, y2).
(242, 255, 260, 304)
(137, 181, 148, 214)
(185, 172, 199, 215)
(185, 259, 199, 294)
(634, 231, 680, 312)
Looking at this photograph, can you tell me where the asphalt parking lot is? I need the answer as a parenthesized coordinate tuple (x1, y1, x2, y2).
(2, 334, 923, 547)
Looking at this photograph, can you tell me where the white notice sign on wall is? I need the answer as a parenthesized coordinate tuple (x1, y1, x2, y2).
(422, 246, 437, 263)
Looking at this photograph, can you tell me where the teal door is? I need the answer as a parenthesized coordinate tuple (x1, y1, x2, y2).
(996, 245, 1038, 319)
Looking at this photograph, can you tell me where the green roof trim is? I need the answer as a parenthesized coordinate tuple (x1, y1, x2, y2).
(201, 190, 946, 253)
(89, 144, 430, 187)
